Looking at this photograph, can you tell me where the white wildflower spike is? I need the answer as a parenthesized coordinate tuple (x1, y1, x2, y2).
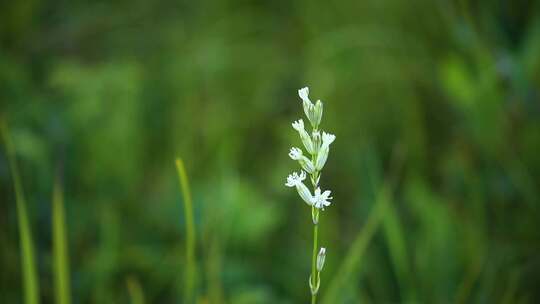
(315, 132, 336, 171)
(285, 171, 313, 206)
(316, 247, 326, 272)
(312, 188, 332, 209)
(292, 119, 315, 154)
(289, 147, 315, 173)
(286, 86, 335, 301)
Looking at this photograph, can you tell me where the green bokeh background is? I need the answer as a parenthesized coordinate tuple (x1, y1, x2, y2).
(2, 0, 540, 303)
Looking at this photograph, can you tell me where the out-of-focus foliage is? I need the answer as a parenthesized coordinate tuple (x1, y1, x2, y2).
(1, 0, 540, 302)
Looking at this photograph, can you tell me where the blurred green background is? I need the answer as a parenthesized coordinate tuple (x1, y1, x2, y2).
(2, 0, 540, 303)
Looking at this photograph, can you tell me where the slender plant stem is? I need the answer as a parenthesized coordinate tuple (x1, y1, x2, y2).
(126, 276, 145, 304)
(1, 121, 40, 304)
(309, 151, 320, 304)
(53, 177, 71, 304)
(311, 207, 319, 304)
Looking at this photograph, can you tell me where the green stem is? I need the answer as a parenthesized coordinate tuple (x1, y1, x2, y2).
(175, 158, 196, 304)
(1, 121, 40, 304)
(311, 207, 319, 304)
(310, 134, 320, 303)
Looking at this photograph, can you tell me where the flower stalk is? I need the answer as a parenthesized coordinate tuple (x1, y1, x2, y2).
(285, 87, 335, 303)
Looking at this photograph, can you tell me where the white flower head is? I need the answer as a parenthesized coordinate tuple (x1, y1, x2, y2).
(298, 87, 310, 102)
(292, 119, 305, 132)
(298, 86, 321, 128)
(322, 132, 336, 147)
(289, 147, 315, 173)
(286, 171, 313, 206)
(288, 147, 303, 160)
(312, 188, 332, 209)
(285, 170, 306, 187)
(292, 119, 315, 154)
(315, 132, 335, 171)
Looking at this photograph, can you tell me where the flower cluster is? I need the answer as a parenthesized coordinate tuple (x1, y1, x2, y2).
(285, 87, 335, 210)
(285, 87, 335, 300)
(285, 86, 335, 301)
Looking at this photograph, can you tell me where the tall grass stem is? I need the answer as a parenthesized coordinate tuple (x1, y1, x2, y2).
(52, 176, 71, 304)
(322, 187, 390, 303)
(126, 276, 145, 304)
(1, 121, 40, 304)
(175, 158, 196, 303)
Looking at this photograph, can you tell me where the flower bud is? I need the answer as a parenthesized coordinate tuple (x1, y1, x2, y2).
(303, 100, 315, 124)
(317, 247, 326, 272)
(312, 131, 321, 154)
(315, 144, 329, 171)
(298, 157, 315, 173)
(300, 130, 315, 154)
(315, 132, 335, 170)
(298, 87, 320, 129)
(292, 120, 315, 154)
(313, 100, 323, 128)
(298, 87, 310, 102)
(296, 182, 314, 206)
(289, 147, 315, 173)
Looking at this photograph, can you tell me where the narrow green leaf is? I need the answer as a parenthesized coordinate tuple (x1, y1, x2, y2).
(321, 186, 390, 304)
(382, 200, 416, 302)
(52, 177, 71, 304)
(175, 158, 197, 303)
(1, 121, 40, 304)
(126, 276, 145, 304)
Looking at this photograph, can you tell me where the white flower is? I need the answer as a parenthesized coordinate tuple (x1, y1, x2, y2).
(298, 86, 320, 128)
(312, 187, 332, 209)
(285, 170, 306, 187)
(322, 132, 336, 147)
(292, 119, 305, 132)
(298, 87, 311, 103)
(285, 171, 313, 206)
(289, 147, 315, 173)
(292, 119, 315, 154)
(288, 147, 303, 160)
(317, 247, 326, 271)
(315, 132, 335, 170)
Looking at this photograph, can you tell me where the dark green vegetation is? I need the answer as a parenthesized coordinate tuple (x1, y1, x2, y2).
(2, 0, 540, 303)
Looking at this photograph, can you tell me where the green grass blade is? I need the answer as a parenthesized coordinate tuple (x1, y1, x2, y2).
(52, 177, 71, 304)
(382, 199, 416, 302)
(175, 158, 196, 303)
(500, 270, 520, 304)
(1, 121, 40, 304)
(321, 186, 390, 304)
(126, 276, 145, 304)
(206, 236, 224, 304)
